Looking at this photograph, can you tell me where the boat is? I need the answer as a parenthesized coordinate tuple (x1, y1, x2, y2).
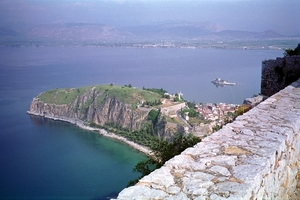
(211, 78, 237, 86)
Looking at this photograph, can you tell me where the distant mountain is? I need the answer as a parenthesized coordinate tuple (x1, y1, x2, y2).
(25, 23, 132, 41)
(207, 29, 285, 40)
(0, 27, 20, 37)
(291, 34, 300, 38)
(124, 21, 288, 40)
(124, 21, 226, 39)
(0, 21, 298, 44)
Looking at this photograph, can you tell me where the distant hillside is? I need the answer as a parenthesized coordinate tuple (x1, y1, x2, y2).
(127, 22, 285, 40)
(124, 21, 226, 39)
(209, 29, 285, 40)
(1, 21, 298, 44)
(0, 27, 20, 37)
(25, 23, 132, 41)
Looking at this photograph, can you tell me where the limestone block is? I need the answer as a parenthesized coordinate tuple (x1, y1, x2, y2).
(228, 137, 250, 147)
(209, 166, 231, 177)
(191, 188, 209, 196)
(185, 142, 220, 157)
(255, 131, 287, 145)
(165, 192, 189, 200)
(231, 164, 265, 183)
(243, 95, 265, 107)
(186, 171, 215, 181)
(239, 155, 269, 167)
(211, 181, 250, 199)
(139, 166, 174, 188)
(209, 193, 231, 200)
(239, 128, 255, 136)
(255, 185, 266, 200)
(182, 179, 213, 195)
(224, 146, 251, 155)
(190, 159, 212, 171)
(208, 155, 237, 166)
(165, 154, 205, 171)
(194, 196, 209, 200)
(226, 119, 248, 128)
(166, 185, 181, 195)
(116, 185, 169, 200)
(182, 172, 215, 195)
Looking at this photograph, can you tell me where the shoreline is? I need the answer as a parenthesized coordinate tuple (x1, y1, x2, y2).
(27, 111, 153, 158)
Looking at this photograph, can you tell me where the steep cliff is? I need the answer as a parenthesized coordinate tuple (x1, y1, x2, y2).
(28, 85, 162, 130)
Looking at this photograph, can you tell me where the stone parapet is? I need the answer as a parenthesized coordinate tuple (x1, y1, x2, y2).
(115, 79, 300, 200)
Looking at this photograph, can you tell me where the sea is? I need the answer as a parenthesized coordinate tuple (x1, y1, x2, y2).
(0, 46, 283, 199)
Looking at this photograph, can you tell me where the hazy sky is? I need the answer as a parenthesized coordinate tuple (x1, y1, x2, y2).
(0, 0, 299, 35)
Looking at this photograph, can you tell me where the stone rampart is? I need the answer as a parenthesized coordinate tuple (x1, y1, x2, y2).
(261, 55, 300, 96)
(115, 79, 300, 200)
(161, 102, 187, 116)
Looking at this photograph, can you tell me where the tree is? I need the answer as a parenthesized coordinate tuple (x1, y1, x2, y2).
(181, 108, 198, 117)
(284, 44, 300, 56)
(187, 101, 196, 109)
(142, 87, 168, 97)
(147, 109, 159, 123)
(128, 132, 201, 186)
(127, 159, 156, 186)
(174, 96, 180, 102)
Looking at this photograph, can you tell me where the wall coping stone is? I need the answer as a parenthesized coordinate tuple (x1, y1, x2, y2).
(114, 79, 300, 200)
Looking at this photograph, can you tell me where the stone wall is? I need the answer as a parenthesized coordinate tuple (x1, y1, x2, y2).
(161, 102, 187, 116)
(114, 79, 300, 200)
(261, 55, 300, 96)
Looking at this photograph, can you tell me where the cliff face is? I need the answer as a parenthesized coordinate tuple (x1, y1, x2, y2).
(28, 85, 154, 130)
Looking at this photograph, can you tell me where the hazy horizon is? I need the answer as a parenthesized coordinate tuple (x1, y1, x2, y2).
(0, 0, 299, 36)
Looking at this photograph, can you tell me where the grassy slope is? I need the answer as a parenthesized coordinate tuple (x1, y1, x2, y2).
(37, 85, 162, 107)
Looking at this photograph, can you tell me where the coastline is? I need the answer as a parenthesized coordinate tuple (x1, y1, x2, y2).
(26, 111, 153, 158)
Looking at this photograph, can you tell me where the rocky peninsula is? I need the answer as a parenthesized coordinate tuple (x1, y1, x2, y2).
(27, 84, 246, 155)
(27, 85, 166, 155)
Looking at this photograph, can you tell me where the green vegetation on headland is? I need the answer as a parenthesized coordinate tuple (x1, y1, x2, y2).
(90, 121, 159, 148)
(38, 84, 162, 107)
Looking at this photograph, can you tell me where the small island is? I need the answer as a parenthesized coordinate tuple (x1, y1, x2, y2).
(211, 78, 237, 87)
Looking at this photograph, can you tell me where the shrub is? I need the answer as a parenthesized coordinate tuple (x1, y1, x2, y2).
(128, 132, 201, 186)
(236, 104, 251, 116)
(284, 44, 300, 56)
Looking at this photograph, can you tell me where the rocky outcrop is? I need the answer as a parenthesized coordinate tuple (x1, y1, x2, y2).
(243, 94, 267, 107)
(28, 86, 150, 130)
(261, 54, 300, 96)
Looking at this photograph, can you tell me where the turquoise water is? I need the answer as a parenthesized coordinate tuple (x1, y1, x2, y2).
(0, 99, 146, 199)
(0, 46, 283, 199)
